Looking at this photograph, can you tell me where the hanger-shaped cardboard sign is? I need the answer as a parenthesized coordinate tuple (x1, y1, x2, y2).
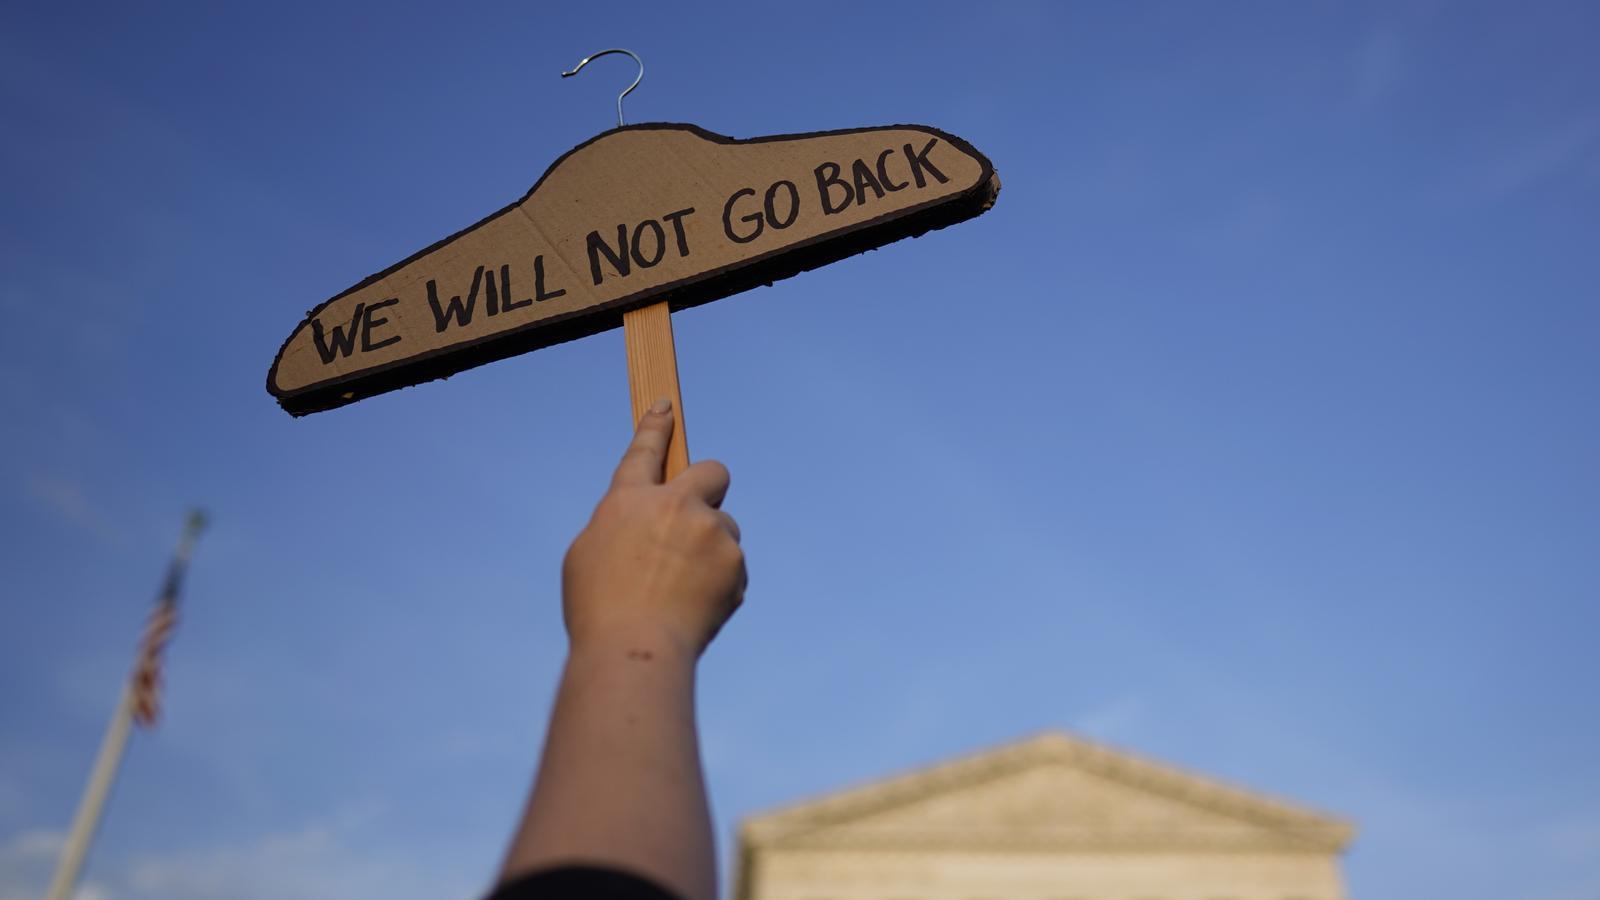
(267, 123, 998, 417)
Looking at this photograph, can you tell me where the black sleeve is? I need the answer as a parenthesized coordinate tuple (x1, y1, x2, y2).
(485, 866, 685, 900)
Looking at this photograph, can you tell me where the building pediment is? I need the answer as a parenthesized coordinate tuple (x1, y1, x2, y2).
(741, 732, 1352, 853)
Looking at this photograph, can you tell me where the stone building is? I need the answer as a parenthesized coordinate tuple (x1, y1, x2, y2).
(734, 732, 1354, 900)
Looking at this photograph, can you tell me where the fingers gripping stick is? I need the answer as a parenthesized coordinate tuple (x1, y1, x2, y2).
(623, 302, 689, 479)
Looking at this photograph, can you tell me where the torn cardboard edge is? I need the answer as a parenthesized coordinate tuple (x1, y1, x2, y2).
(268, 123, 999, 416)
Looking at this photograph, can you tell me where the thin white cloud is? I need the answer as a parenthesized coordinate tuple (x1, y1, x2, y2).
(118, 817, 481, 900)
(1473, 112, 1600, 201)
(1, 828, 64, 862)
(1, 800, 499, 900)
(3, 812, 485, 900)
(1353, 27, 1404, 109)
(1073, 694, 1148, 741)
(1543, 816, 1600, 861)
(21, 473, 126, 547)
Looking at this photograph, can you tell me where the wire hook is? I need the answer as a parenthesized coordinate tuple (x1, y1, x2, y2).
(561, 48, 644, 128)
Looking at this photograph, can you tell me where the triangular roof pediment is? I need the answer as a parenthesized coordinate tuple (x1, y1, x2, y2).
(741, 732, 1353, 853)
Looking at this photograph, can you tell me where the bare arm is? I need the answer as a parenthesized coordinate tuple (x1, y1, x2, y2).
(498, 400, 746, 900)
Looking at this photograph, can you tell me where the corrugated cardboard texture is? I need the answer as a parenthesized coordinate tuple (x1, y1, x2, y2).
(268, 123, 999, 415)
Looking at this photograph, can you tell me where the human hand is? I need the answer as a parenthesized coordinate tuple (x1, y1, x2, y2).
(562, 399, 747, 658)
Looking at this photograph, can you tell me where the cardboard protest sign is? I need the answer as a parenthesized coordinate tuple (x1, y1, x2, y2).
(268, 123, 998, 415)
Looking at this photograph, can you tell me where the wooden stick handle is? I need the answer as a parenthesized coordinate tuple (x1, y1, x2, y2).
(623, 301, 689, 479)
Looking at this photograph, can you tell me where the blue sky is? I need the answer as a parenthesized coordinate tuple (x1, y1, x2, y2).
(2, 2, 1597, 898)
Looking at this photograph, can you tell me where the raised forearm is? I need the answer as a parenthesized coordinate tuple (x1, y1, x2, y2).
(496, 403, 741, 900)
(500, 629, 715, 900)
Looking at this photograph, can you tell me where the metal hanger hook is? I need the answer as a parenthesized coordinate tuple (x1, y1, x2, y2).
(561, 48, 644, 128)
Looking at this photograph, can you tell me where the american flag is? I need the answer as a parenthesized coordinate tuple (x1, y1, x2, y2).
(129, 510, 207, 728)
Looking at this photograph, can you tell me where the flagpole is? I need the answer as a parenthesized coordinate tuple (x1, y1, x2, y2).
(46, 511, 206, 900)
(45, 687, 136, 900)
